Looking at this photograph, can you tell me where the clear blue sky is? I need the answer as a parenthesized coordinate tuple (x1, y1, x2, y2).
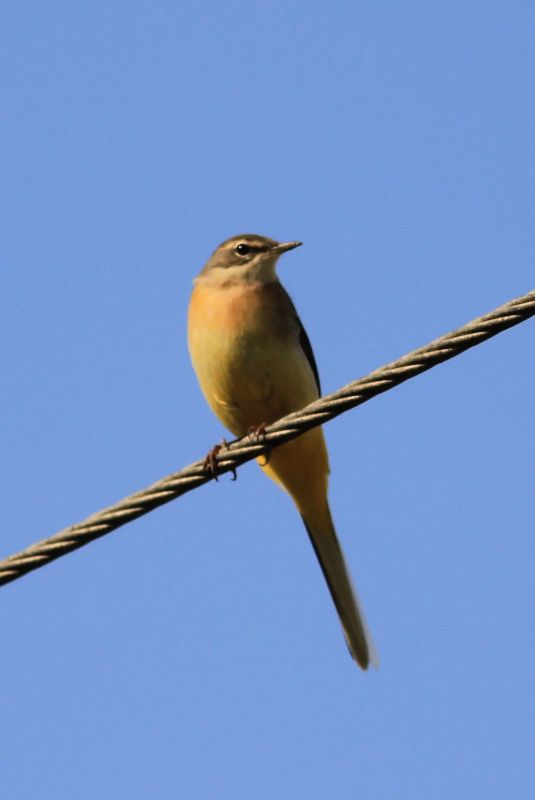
(2, 2, 534, 798)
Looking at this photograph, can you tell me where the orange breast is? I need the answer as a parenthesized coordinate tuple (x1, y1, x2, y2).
(188, 281, 302, 431)
(187, 278, 329, 506)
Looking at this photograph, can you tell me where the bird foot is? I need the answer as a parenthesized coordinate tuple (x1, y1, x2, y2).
(203, 438, 237, 481)
(247, 422, 267, 440)
(247, 423, 271, 466)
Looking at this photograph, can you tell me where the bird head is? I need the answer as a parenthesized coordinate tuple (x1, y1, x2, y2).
(199, 234, 302, 285)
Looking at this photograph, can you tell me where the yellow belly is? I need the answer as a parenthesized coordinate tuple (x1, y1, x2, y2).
(188, 279, 329, 506)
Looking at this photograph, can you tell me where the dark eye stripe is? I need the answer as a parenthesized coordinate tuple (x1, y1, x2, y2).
(235, 244, 269, 255)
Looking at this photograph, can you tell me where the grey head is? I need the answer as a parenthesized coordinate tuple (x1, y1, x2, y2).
(198, 234, 302, 285)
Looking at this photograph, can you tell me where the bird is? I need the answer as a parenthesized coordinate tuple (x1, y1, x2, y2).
(187, 234, 376, 669)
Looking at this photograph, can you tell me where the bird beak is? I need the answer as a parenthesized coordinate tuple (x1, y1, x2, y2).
(271, 240, 303, 254)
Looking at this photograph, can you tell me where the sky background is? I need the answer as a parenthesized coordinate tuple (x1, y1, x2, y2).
(1, 2, 534, 798)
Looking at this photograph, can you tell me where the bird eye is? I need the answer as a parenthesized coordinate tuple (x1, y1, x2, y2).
(235, 243, 251, 257)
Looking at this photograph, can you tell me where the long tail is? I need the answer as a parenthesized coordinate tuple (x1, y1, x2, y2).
(301, 504, 377, 670)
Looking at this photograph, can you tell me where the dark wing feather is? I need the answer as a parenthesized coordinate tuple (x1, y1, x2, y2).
(285, 293, 321, 396)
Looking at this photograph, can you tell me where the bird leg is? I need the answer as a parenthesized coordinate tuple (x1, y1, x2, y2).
(203, 438, 237, 481)
(247, 422, 267, 439)
(247, 423, 271, 466)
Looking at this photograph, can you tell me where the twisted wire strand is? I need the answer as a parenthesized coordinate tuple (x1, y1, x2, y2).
(1, 288, 534, 587)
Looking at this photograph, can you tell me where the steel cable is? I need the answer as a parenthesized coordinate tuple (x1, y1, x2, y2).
(1, 288, 533, 587)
